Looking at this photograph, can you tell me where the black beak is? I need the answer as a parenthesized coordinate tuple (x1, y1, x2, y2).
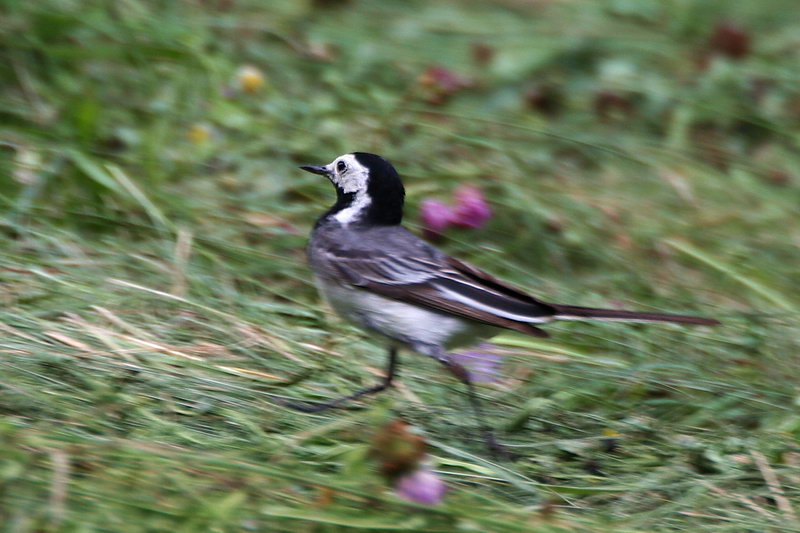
(299, 165, 329, 176)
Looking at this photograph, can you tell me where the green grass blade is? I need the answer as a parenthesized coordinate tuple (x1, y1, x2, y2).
(665, 238, 796, 312)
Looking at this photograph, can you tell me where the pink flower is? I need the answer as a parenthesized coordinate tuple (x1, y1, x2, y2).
(372, 420, 447, 506)
(450, 185, 492, 229)
(450, 343, 504, 383)
(394, 465, 447, 505)
(420, 199, 454, 239)
(418, 65, 471, 106)
(419, 185, 492, 239)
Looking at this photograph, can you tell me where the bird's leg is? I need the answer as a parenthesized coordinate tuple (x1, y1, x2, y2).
(278, 346, 398, 413)
(428, 348, 510, 459)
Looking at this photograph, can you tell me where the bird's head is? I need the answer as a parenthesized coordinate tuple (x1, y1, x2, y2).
(301, 152, 405, 226)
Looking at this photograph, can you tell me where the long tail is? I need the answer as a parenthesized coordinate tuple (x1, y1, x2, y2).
(550, 304, 720, 326)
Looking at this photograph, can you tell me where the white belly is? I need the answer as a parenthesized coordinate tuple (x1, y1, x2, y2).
(315, 277, 498, 352)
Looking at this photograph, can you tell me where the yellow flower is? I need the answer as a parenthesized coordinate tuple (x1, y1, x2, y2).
(236, 65, 266, 93)
(187, 123, 213, 144)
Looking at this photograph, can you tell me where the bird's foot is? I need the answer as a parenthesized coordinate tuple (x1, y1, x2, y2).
(484, 432, 518, 461)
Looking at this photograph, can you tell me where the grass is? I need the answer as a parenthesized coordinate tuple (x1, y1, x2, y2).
(1, 0, 800, 530)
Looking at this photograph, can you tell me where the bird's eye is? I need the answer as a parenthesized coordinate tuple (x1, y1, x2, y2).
(336, 161, 347, 173)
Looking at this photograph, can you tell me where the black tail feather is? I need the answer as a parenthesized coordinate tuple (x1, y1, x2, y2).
(550, 304, 720, 326)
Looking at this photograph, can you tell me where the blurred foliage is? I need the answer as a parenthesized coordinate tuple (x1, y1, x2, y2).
(1, 0, 800, 531)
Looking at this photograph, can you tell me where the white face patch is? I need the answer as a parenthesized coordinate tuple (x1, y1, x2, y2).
(326, 154, 373, 225)
(328, 154, 369, 194)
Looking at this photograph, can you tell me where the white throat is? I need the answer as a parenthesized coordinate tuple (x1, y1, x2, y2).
(333, 191, 372, 225)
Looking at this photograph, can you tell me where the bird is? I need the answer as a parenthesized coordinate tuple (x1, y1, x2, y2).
(289, 152, 720, 454)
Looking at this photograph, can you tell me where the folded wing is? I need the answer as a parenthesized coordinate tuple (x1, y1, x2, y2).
(317, 246, 556, 338)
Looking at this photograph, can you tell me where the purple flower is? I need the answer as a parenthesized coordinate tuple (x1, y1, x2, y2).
(450, 343, 504, 383)
(420, 199, 454, 239)
(394, 465, 447, 505)
(450, 185, 492, 229)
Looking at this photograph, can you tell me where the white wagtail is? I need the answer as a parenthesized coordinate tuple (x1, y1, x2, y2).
(290, 152, 719, 453)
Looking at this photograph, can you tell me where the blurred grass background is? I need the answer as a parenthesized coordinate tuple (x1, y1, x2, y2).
(1, 0, 800, 530)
